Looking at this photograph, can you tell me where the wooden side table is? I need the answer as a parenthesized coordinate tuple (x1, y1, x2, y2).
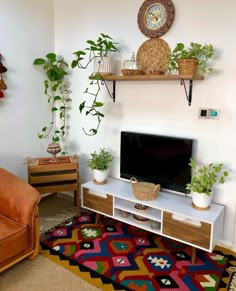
(27, 154, 79, 207)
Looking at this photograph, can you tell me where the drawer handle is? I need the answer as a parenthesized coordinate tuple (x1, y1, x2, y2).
(171, 213, 201, 227)
(88, 190, 107, 198)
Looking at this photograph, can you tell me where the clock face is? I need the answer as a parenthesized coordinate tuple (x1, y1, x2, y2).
(145, 4, 166, 30)
(138, 0, 175, 38)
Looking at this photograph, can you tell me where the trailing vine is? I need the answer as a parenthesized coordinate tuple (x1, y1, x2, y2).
(33, 53, 71, 143)
(71, 33, 119, 136)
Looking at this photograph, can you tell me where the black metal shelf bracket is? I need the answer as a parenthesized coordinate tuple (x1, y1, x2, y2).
(101, 80, 116, 102)
(180, 79, 193, 106)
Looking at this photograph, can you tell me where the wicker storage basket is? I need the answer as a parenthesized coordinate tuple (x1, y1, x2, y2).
(121, 69, 143, 76)
(130, 177, 160, 201)
(177, 58, 198, 75)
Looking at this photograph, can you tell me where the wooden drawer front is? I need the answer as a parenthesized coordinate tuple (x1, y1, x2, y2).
(163, 211, 211, 249)
(83, 188, 113, 216)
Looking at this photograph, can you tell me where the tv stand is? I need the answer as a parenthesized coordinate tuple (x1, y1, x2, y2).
(81, 178, 224, 264)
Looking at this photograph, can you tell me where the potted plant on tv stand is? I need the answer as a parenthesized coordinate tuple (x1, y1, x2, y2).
(186, 158, 229, 210)
(33, 53, 71, 159)
(87, 148, 113, 184)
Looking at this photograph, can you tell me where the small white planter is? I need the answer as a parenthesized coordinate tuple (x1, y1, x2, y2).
(93, 169, 109, 184)
(94, 56, 112, 74)
(192, 191, 213, 210)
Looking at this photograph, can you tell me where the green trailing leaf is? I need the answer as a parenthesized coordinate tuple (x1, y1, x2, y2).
(94, 102, 104, 107)
(79, 101, 85, 113)
(33, 58, 46, 65)
(54, 95, 61, 101)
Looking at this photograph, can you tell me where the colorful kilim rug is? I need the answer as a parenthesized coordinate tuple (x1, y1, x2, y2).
(40, 213, 232, 291)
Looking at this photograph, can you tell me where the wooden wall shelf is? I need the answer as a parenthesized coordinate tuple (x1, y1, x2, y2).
(94, 74, 204, 81)
(89, 74, 204, 106)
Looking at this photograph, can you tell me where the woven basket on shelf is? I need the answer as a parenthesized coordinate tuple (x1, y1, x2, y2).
(121, 69, 143, 76)
(177, 58, 198, 75)
(130, 177, 160, 201)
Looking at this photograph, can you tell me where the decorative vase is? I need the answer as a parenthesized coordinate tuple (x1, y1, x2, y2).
(192, 191, 213, 210)
(47, 142, 62, 161)
(177, 58, 198, 75)
(93, 169, 109, 184)
(94, 56, 112, 75)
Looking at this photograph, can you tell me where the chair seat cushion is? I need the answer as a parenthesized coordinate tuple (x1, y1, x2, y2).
(0, 214, 29, 263)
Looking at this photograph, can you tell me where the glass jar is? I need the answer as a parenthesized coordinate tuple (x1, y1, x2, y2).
(123, 52, 138, 70)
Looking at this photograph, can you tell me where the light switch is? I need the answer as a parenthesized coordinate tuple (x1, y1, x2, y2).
(199, 109, 209, 119)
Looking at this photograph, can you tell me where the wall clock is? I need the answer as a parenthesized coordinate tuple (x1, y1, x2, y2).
(137, 0, 175, 38)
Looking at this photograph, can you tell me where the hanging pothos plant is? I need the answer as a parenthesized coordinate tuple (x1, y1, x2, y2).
(71, 33, 119, 136)
(33, 53, 71, 145)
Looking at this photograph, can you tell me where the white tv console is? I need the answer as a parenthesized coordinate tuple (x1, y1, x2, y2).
(81, 178, 224, 264)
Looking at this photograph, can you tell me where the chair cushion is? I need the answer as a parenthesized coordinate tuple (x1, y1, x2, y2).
(0, 214, 29, 263)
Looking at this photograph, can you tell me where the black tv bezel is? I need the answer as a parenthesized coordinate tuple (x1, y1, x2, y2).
(120, 131, 193, 194)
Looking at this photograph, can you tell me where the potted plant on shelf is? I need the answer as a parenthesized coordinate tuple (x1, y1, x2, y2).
(186, 158, 229, 210)
(167, 42, 214, 75)
(87, 148, 113, 184)
(33, 53, 71, 159)
(71, 33, 119, 136)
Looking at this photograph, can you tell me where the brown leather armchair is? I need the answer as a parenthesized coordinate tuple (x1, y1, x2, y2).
(0, 167, 41, 272)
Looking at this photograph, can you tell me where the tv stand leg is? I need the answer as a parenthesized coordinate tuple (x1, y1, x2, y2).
(191, 247, 197, 264)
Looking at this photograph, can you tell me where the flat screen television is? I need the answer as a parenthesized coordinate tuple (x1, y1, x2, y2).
(120, 131, 194, 194)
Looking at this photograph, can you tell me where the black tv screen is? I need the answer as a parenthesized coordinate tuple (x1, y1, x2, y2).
(120, 131, 193, 194)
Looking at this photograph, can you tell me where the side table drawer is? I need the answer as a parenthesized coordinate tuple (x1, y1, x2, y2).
(82, 188, 113, 216)
(163, 211, 211, 249)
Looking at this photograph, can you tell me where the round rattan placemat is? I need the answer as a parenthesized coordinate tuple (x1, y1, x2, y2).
(137, 38, 171, 72)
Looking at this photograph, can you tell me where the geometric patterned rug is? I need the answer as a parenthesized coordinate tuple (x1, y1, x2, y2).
(40, 212, 231, 291)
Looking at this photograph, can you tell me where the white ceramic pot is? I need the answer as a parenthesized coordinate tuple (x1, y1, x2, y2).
(94, 56, 112, 74)
(93, 169, 109, 184)
(192, 191, 213, 210)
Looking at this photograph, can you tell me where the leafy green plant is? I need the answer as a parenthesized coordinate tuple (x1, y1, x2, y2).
(87, 148, 113, 171)
(33, 53, 71, 143)
(71, 33, 119, 136)
(71, 33, 119, 69)
(167, 42, 214, 75)
(186, 158, 229, 196)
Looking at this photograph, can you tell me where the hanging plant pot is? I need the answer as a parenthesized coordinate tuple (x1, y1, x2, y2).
(177, 58, 198, 75)
(192, 191, 213, 210)
(94, 56, 112, 75)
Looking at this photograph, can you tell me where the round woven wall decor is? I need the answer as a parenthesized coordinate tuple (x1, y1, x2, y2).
(136, 38, 171, 72)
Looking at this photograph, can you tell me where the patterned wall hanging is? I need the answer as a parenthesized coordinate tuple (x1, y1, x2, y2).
(0, 54, 8, 98)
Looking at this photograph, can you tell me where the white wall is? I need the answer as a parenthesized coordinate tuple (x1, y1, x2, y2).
(54, 0, 236, 248)
(0, 0, 54, 179)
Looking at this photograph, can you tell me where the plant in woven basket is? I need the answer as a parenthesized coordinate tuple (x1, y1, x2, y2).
(71, 33, 119, 136)
(167, 42, 214, 75)
(33, 53, 71, 152)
